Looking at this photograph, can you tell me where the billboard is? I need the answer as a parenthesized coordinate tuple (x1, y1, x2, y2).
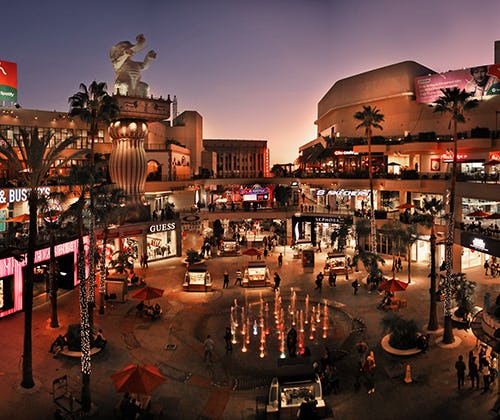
(415, 64, 500, 103)
(0, 60, 17, 102)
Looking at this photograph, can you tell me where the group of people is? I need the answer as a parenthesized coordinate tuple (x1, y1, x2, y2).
(314, 347, 341, 396)
(484, 257, 499, 278)
(49, 328, 107, 355)
(119, 392, 145, 419)
(136, 301, 162, 320)
(455, 346, 497, 392)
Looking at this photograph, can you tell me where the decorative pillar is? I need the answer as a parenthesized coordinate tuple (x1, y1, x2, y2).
(109, 119, 148, 206)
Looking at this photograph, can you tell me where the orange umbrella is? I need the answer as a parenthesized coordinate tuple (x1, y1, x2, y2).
(466, 210, 491, 218)
(242, 247, 262, 257)
(485, 212, 500, 220)
(378, 279, 408, 293)
(396, 203, 415, 210)
(111, 364, 166, 395)
(483, 159, 500, 166)
(4, 213, 30, 223)
(132, 286, 164, 303)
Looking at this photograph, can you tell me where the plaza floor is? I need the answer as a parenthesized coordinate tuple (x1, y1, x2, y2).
(1, 240, 500, 420)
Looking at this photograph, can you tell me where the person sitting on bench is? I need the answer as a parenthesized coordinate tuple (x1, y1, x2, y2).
(49, 334, 68, 355)
(94, 329, 107, 349)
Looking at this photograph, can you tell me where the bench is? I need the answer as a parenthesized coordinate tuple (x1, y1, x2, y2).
(57, 347, 103, 358)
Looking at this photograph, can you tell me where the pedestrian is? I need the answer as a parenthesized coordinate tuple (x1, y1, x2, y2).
(362, 350, 376, 394)
(352, 279, 360, 295)
(484, 259, 490, 276)
(224, 327, 232, 355)
(482, 363, 491, 393)
(223, 271, 230, 288)
(397, 257, 402, 272)
(469, 353, 480, 390)
(234, 269, 243, 286)
(203, 334, 215, 364)
(278, 253, 283, 267)
(328, 271, 337, 287)
(264, 248, 268, 258)
(273, 272, 281, 291)
(455, 355, 466, 390)
(142, 252, 148, 268)
(315, 272, 324, 293)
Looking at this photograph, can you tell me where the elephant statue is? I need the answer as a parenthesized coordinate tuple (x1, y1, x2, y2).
(109, 33, 156, 98)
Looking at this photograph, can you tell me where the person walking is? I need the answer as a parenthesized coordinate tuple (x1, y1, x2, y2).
(362, 351, 376, 394)
(223, 327, 232, 355)
(328, 271, 337, 287)
(142, 252, 149, 268)
(315, 272, 324, 293)
(273, 272, 281, 291)
(234, 269, 243, 286)
(203, 334, 215, 364)
(278, 253, 283, 268)
(455, 355, 466, 390)
(469, 353, 480, 390)
(223, 271, 230, 288)
(352, 279, 360, 295)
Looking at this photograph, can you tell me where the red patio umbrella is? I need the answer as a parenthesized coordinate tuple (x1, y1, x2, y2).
(242, 248, 262, 259)
(466, 210, 491, 218)
(485, 212, 500, 220)
(111, 364, 166, 395)
(378, 279, 408, 293)
(132, 286, 164, 303)
(4, 213, 31, 223)
(483, 159, 500, 166)
(396, 203, 415, 210)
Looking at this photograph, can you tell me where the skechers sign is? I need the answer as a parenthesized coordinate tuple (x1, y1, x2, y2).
(461, 231, 500, 257)
(149, 222, 176, 233)
(0, 60, 17, 102)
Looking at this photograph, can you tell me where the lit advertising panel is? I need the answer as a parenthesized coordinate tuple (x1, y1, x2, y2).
(0, 60, 17, 102)
(415, 64, 500, 103)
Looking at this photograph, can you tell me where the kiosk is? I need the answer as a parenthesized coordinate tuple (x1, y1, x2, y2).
(183, 263, 213, 292)
(267, 358, 325, 418)
(220, 239, 241, 256)
(324, 253, 351, 275)
(242, 260, 271, 287)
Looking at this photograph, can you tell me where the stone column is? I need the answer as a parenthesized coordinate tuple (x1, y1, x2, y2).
(109, 119, 148, 206)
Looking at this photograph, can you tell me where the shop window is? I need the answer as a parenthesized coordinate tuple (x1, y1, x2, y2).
(0, 275, 14, 312)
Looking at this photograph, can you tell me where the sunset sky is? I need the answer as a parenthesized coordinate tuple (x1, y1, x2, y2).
(2, 0, 499, 164)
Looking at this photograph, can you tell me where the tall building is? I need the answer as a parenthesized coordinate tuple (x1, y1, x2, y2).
(203, 139, 270, 178)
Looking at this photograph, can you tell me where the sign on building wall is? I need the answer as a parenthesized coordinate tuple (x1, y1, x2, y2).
(415, 64, 500, 103)
(0, 60, 17, 102)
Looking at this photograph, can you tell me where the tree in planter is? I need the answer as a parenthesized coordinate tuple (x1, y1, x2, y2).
(354, 218, 370, 252)
(212, 219, 225, 242)
(418, 197, 444, 331)
(352, 251, 385, 284)
(433, 87, 478, 344)
(186, 249, 203, 265)
(109, 249, 135, 275)
(442, 273, 477, 322)
(381, 312, 420, 350)
(380, 220, 412, 281)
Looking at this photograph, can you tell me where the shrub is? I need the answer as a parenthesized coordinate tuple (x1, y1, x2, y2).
(381, 313, 419, 350)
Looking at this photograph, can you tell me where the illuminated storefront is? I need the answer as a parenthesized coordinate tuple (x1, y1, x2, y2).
(0, 238, 82, 318)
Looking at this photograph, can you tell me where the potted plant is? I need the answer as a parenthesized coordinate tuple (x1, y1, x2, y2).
(381, 313, 419, 350)
(185, 248, 203, 266)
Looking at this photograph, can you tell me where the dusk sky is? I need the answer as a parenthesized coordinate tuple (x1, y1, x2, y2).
(3, 0, 499, 164)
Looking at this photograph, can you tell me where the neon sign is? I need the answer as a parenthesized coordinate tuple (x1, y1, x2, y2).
(440, 152, 468, 161)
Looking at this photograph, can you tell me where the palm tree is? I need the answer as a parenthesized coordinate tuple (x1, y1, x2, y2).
(433, 88, 478, 344)
(420, 197, 444, 331)
(69, 81, 119, 327)
(64, 165, 94, 412)
(0, 128, 81, 389)
(39, 191, 67, 328)
(354, 106, 384, 254)
(94, 186, 126, 314)
(380, 220, 412, 281)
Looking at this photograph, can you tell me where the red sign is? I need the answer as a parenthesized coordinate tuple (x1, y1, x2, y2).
(440, 152, 468, 161)
(0, 60, 17, 102)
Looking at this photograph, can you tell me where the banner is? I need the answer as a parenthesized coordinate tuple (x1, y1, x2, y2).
(0, 60, 17, 102)
(415, 64, 500, 103)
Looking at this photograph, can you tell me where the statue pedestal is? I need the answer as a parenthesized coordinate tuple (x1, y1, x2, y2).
(108, 96, 171, 219)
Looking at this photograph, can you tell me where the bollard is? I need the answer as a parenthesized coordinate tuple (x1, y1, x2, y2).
(404, 364, 413, 383)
